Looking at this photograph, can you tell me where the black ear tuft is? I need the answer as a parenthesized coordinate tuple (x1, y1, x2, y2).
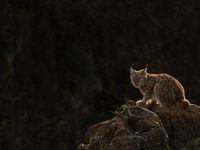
(144, 64, 148, 73)
(131, 64, 134, 68)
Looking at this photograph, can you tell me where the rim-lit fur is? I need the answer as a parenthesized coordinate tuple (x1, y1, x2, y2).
(130, 66, 190, 107)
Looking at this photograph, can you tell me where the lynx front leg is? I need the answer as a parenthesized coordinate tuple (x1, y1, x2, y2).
(153, 84, 163, 107)
(136, 96, 151, 106)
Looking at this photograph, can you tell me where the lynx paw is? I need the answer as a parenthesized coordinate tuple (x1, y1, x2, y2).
(136, 100, 146, 107)
(146, 99, 158, 106)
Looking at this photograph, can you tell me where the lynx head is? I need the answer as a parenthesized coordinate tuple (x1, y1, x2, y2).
(130, 65, 148, 88)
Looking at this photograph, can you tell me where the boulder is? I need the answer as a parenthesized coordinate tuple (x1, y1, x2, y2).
(78, 101, 169, 150)
(78, 100, 200, 150)
(155, 104, 200, 149)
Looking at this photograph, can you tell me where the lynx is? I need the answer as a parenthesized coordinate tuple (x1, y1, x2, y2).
(130, 65, 190, 107)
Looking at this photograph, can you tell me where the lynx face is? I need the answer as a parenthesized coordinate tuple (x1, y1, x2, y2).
(130, 67, 147, 88)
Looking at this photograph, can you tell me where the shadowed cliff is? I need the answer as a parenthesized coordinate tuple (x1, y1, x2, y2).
(0, 0, 200, 149)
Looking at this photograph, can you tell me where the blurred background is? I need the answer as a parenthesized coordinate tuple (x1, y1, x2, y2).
(0, 0, 200, 149)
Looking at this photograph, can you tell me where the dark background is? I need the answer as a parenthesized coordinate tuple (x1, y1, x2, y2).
(0, 0, 200, 149)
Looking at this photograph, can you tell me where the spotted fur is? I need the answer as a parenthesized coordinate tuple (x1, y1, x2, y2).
(130, 66, 190, 107)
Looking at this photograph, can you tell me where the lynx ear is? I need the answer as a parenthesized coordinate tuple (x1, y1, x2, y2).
(142, 64, 148, 74)
(130, 64, 134, 69)
(144, 67, 147, 73)
(130, 64, 135, 72)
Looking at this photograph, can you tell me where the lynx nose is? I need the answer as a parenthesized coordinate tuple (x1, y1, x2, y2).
(134, 79, 139, 83)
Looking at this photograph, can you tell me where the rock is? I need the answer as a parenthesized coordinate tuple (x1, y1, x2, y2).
(78, 102, 169, 150)
(184, 137, 200, 150)
(155, 104, 200, 150)
(78, 101, 200, 150)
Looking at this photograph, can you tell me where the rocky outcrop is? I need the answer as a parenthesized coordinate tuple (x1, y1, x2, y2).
(156, 104, 200, 149)
(78, 101, 200, 150)
(78, 101, 169, 150)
